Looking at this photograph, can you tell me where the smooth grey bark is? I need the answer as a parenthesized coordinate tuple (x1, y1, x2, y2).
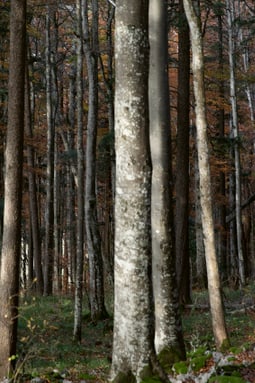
(74, 0, 84, 342)
(149, 0, 186, 362)
(183, 0, 229, 350)
(111, 2, 168, 382)
(0, 0, 26, 378)
(195, 148, 206, 288)
(83, 0, 108, 322)
(175, 0, 191, 304)
(226, 0, 245, 286)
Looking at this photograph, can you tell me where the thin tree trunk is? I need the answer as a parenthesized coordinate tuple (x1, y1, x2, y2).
(226, 0, 245, 286)
(183, 0, 230, 350)
(215, 5, 227, 282)
(53, 144, 60, 293)
(24, 60, 44, 294)
(106, 3, 115, 283)
(175, 0, 191, 304)
(83, 0, 108, 322)
(67, 67, 77, 287)
(44, 5, 55, 296)
(74, 0, 84, 341)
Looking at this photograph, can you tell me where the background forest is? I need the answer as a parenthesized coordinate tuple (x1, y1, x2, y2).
(1, 0, 255, 382)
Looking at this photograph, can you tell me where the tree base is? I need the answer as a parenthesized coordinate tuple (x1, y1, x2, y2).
(157, 346, 186, 371)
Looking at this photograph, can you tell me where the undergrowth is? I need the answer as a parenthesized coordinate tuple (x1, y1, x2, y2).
(17, 294, 113, 382)
(16, 283, 255, 382)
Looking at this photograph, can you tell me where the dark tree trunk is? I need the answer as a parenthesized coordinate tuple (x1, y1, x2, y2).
(0, 0, 26, 377)
(25, 61, 44, 295)
(83, 0, 108, 322)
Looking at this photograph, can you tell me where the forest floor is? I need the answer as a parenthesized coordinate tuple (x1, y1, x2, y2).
(17, 284, 255, 383)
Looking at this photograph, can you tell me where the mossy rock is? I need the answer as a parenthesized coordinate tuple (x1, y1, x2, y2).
(172, 361, 189, 375)
(209, 375, 246, 383)
(190, 354, 211, 372)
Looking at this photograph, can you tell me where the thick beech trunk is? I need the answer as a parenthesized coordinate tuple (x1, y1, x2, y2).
(111, 1, 168, 382)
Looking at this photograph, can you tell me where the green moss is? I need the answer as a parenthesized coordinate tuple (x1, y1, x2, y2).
(140, 364, 154, 380)
(209, 375, 246, 383)
(231, 371, 242, 377)
(157, 346, 184, 370)
(227, 357, 236, 362)
(172, 361, 189, 374)
(219, 338, 231, 353)
(188, 346, 207, 358)
(139, 365, 162, 383)
(190, 355, 211, 372)
(229, 347, 242, 355)
(241, 342, 252, 351)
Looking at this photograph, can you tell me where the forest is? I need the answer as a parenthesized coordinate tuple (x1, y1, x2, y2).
(1, 0, 255, 382)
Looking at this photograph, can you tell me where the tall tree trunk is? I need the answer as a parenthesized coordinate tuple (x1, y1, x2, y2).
(83, 0, 108, 322)
(175, 0, 191, 304)
(24, 60, 44, 294)
(111, 1, 168, 382)
(0, 0, 26, 377)
(226, 0, 245, 286)
(74, 0, 84, 341)
(106, 2, 115, 283)
(53, 143, 60, 292)
(183, 0, 229, 350)
(149, 0, 186, 363)
(44, 5, 55, 296)
(66, 66, 77, 290)
(216, 5, 227, 282)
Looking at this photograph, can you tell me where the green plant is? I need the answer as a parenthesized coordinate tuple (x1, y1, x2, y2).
(172, 361, 189, 374)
